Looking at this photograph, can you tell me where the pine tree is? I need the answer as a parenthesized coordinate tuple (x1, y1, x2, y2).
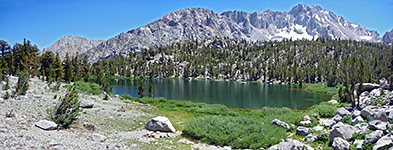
(149, 83, 154, 97)
(138, 81, 145, 98)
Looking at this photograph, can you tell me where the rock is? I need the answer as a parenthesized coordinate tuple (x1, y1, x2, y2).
(300, 120, 311, 126)
(368, 109, 387, 122)
(332, 137, 350, 150)
(89, 133, 106, 142)
(365, 130, 383, 144)
(48, 140, 60, 146)
(353, 140, 364, 150)
(296, 126, 312, 136)
(35, 120, 57, 130)
(373, 132, 393, 150)
(359, 83, 380, 93)
(333, 115, 343, 122)
(352, 110, 361, 118)
(369, 120, 389, 131)
(271, 119, 290, 131)
(380, 78, 390, 89)
(313, 125, 323, 131)
(80, 100, 94, 108)
(355, 123, 369, 134)
(336, 107, 351, 117)
(305, 134, 317, 143)
(0, 124, 7, 132)
(329, 100, 338, 105)
(360, 91, 370, 97)
(33, 95, 42, 98)
(388, 110, 393, 122)
(323, 119, 337, 128)
(352, 116, 364, 125)
(145, 116, 176, 132)
(329, 122, 356, 141)
(303, 115, 311, 121)
(361, 106, 374, 119)
(371, 88, 382, 97)
(83, 122, 96, 130)
(268, 139, 314, 150)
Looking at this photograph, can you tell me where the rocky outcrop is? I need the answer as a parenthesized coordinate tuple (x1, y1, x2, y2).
(296, 126, 312, 136)
(369, 120, 389, 131)
(365, 130, 383, 144)
(374, 132, 393, 150)
(35, 120, 57, 130)
(382, 29, 393, 43)
(145, 116, 176, 132)
(272, 119, 290, 131)
(336, 108, 350, 117)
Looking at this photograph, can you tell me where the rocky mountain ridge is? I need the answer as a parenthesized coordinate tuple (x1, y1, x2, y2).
(44, 4, 390, 61)
(383, 29, 393, 43)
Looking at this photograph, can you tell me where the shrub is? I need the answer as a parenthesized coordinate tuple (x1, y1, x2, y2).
(74, 81, 103, 95)
(2, 77, 10, 90)
(311, 103, 338, 118)
(342, 115, 352, 125)
(51, 82, 61, 91)
(49, 85, 81, 128)
(15, 70, 29, 95)
(120, 94, 133, 100)
(2, 92, 10, 99)
(183, 115, 286, 149)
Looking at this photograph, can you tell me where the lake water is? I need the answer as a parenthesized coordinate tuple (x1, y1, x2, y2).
(110, 79, 330, 109)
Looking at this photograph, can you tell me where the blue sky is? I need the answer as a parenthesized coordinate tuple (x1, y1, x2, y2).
(0, 0, 392, 49)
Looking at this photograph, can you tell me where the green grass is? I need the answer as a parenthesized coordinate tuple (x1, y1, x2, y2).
(183, 115, 287, 149)
(63, 81, 103, 95)
(303, 82, 339, 95)
(310, 102, 338, 118)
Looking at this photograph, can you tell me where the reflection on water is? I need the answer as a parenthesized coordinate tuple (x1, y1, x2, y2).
(110, 79, 330, 109)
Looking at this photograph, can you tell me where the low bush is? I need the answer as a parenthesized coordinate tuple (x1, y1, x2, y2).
(2, 92, 10, 99)
(64, 81, 103, 95)
(311, 102, 338, 118)
(49, 85, 81, 128)
(120, 94, 133, 100)
(2, 77, 10, 90)
(183, 115, 286, 149)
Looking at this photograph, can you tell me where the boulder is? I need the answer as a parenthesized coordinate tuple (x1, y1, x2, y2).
(379, 78, 390, 89)
(145, 116, 176, 132)
(355, 123, 369, 134)
(329, 122, 356, 141)
(336, 107, 351, 117)
(89, 133, 106, 142)
(35, 120, 57, 130)
(359, 83, 379, 93)
(300, 120, 311, 126)
(388, 111, 393, 122)
(296, 126, 312, 136)
(353, 140, 364, 150)
(271, 119, 290, 131)
(360, 91, 370, 97)
(365, 130, 383, 144)
(80, 100, 94, 108)
(352, 110, 361, 118)
(368, 109, 387, 122)
(323, 119, 337, 128)
(373, 132, 393, 150)
(352, 116, 364, 125)
(305, 134, 317, 143)
(361, 106, 374, 119)
(370, 88, 381, 97)
(333, 115, 343, 122)
(303, 115, 311, 121)
(332, 137, 350, 150)
(329, 100, 338, 105)
(268, 139, 314, 150)
(369, 120, 389, 131)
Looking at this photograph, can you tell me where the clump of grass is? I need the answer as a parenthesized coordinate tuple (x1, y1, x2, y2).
(2, 92, 10, 99)
(183, 115, 286, 149)
(310, 102, 338, 118)
(303, 82, 339, 95)
(64, 81, 103, 95)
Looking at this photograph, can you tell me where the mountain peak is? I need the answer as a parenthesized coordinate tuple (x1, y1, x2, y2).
(382, 29, 393, 43)
(289, 4, 323, 15)
(43, 36, 104, 59)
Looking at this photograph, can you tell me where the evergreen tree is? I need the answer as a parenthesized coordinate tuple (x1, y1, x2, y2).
(149, 83, 154, 97)
(138, 81, 145, 98)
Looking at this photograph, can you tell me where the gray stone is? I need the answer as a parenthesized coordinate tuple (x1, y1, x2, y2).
(360, 91, 370, 97)
(323, 119, 337, 128)
(380, 78, 390, 89)
(48, 140, 60, 146)
(368, 109, 387, 122)
(333, 115, 343, 122)
(352, 116, 364, 125)
(35, 120, 57, 130)
(355, 123, 369, 134)
(361, 106, 374, 119)
(371, 88, 382, 97)
(365, 130, 383, 144)
(80, 100, 94, 108)
(353, 140, 364, 150)
(359, 83, 380, 93)
(303, 115, 311, 121)
(305, 134, 317, 143)
(329, 122, 356, 141)
(352, 110, 361, 118)
(373, 132, 393, 150)
(332, 137, 350, 150)
(336, 107, 351, 117)
(89, 133, 106, 142)
(299, 120, 311, 126)
(313, 125, 323, 131)
(268, 139, 314, 150)
(296, 126, 312, 136)
(271, 119, 290, 131)
(329, 100, 338, 105)
(145, 116, 176, 132)
(369, 120, 389, 131)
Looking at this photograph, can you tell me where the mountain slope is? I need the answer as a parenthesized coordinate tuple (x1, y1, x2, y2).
(383, 29, 393, 43)
(83, 4, 381, 60)
(43, 35, 104, 59)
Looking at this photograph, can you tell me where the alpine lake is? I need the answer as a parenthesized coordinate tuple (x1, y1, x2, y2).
(110, 78, 331, 110)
